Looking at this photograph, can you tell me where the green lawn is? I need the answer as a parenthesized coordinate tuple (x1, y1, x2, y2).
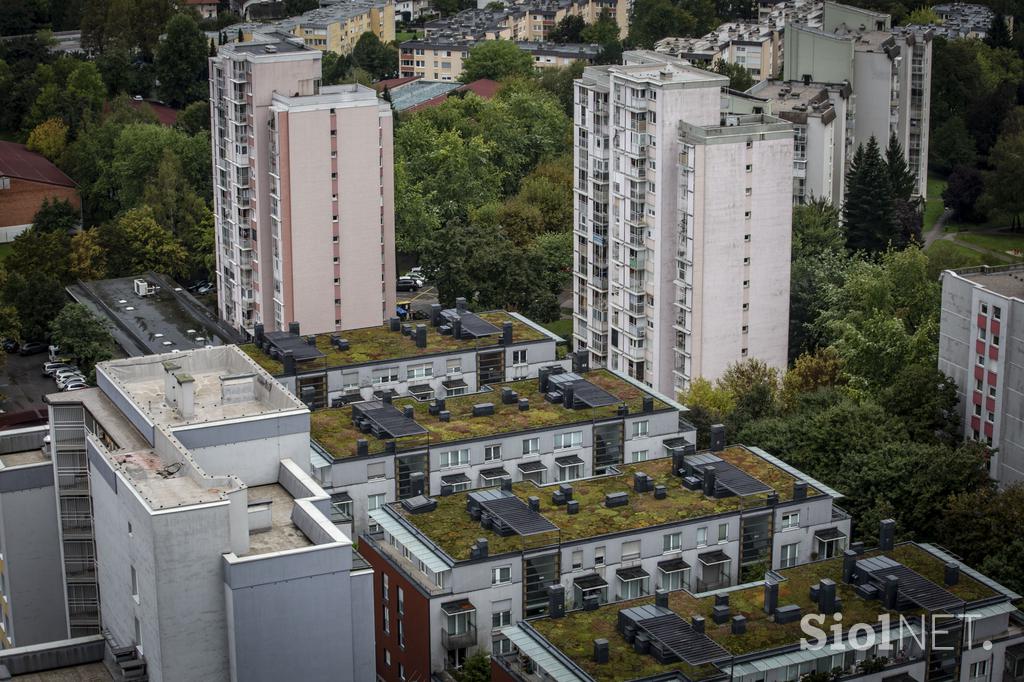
(395, 31, 420, 42)
(541, 318, 572, 340)
(925, 239, 989, 267)
(924, 174, 947, 232)
(956, 232, 1024, 258)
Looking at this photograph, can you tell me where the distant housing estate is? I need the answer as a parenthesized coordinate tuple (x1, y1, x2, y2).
(229, 0, 395, 55)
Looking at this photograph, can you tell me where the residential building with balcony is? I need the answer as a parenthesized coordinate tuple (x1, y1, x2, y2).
(305, 356, 692, 536)
(938, 264, 1024, 486)
(573, 51, 793, 394)
(783, 2, 932, 197)
(655, 22, 783, 82)
(210, 32, 396, 337)
(227, 0, 395, 55)
(361, 438, 850, 678)
(493, 534, 1024, 682)
(399, 36, 600, 81)
(917, 3, 1003, 40)
(238, 304, 567, 408)
(0, 426, 66, 648)
(44, 346, 374, 681)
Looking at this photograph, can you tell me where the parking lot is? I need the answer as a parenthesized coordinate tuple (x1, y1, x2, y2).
(397, 284, 439, 318)
(0, 352, 61, 413)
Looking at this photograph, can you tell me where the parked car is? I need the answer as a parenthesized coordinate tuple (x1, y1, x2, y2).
(43, 362, 76, 377)
(57, 375, 86, 390)
(187, 280, 209, 292)
(396, 277, 420, 292)
(62, 381, 88, 391)
(2, 339, 18, 353)
(55, 370, 85, 386)
(408, 266, 423, 277)
(401, 272, 425, 288)
(197, 283, 215, 295)
(18, 341, 48, 356)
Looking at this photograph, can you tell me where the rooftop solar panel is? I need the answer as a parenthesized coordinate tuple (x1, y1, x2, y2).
(264, 331, 325, 361)
(628, 608, 731, 665)
(458, 312, 501, 338)
(864, 560, 965, 612)
(548, 372, 620, 408)
(685, 454, 772, 497)
(351, 401, 428, 439)
(478, 495, 558, 536)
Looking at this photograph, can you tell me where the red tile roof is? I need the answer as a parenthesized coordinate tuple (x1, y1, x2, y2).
(374, 76, 421, 91)
(405, 79, 501, 113)
(0, 141, 76, 188)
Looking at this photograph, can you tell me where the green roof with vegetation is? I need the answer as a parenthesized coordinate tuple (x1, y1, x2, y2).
(531, 543, 999, 682)
(398, 447, 818, 561)
(310, 369, 670, 459)
(239, 311, 549, 375)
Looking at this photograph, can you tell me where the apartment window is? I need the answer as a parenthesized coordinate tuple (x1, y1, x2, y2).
(512, 349, 527, 365)
(382, 604, 391, 633)
(780, 542, 799, 568)
(131, 565, 139, 603)
(976, 378, 983, 391)
(631, 420, 649, 438)
(368, 462, 386, 480)
(718, 523, 728, 543)
(398, 621, 405, 648)
(746, 140, 753, 149)
(993, 335, 1000, 347)
(741, 348, 749, 357)
(492, 607, 512, 628)
(743, 280, 750, 288)
(697, 527, 708, 547)
(980, 303, 989, 315)
(331, 172, 337, 179)
(978, 354, 986, 367)
(484, 444, 502, 461)
(993, 306, 1001, 320)
(440, 448, 470, 468)
(384, 649, 391, 667)
(744, 211, 751, 219)
(742, 303, 750, 311)
(782, 511, 800, 530)
(745, 187, 752, 196)
(988, 412, 995, 423)
(989, 386, 997, 398)
(622, 540, 641, 561)
(554, 431, 582, 450)
(128, 521, 132, 536)
(0, 177, 9, 190)
(330, 129, 337, 137)
(397, 587, 404, 615)
(742, 325, 749, 333)
(492, 565, 512, 585)
(631, 450, 649, 462)
(978, 327, 987, 341)
(975, 404, 982, 417)
(399, 663, 406, 680)
(446, 358, 462, 374)
(745, 164, 752, 172)
(969, 661, 988, 680)
(382, 573, 389, 600)
(595, 546, 605, 566)
(744, 234, 751, 242)
(373, 367, 400, 384)
(743, 257, 751, 265)
(368, 493, 385, 532)
(407, 362, 432, 380)
(522, 437, 540, 456)
(663, 532, 681, 553)
(572, 550, 583, 570)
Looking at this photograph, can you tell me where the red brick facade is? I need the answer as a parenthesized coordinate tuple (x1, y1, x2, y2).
(360, 537, 433, 682)
(0, 177, 79, 229)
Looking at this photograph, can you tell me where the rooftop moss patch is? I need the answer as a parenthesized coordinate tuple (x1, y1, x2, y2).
(310, 369, 671, 458)
(399, 447, 813, 561)
(531, 543, 999, 682)
(239, 311, 548, 373)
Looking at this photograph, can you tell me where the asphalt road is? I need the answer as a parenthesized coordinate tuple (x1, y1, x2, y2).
(0, 352, 60, 413)
(397, 285, 439, 316)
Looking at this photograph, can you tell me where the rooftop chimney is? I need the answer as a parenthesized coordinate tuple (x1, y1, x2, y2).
(548, 585, 565, 618)
(883, 574, 899, 610)
(476, 538, 488, 559)
(642, 396, 654, 413)
(764, 580, 778, 615)
(593, 639, 609, 664)
(415, 324, 427, 348)
(709, 424, 726, 452)
(389, 317, 401, 332)
(455, 297, 467, 313)
(731, 615, 747, 635)
(282, 350, 296, 375)
(172, 372, 195, 419)
(356, 439, 369, 457)
(430, 303, 442, 327)
(818, 578, 836, 614)
(254, 323, 265, 344)
(702, 465, 717, 497)
(944, 563, 959, 586)
(692, 615, 705, 633)
(879, 519, 896, 551)
(502, 321, 512, 346)
(793, 481, 808, 500)
(452, 317, 462, 339)
(655, 589, 669, 608)
(842, 550, 858, 583)
(288, 321, 300, 336)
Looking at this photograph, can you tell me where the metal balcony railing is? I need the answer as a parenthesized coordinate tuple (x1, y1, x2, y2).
(442, 623, 477, 650)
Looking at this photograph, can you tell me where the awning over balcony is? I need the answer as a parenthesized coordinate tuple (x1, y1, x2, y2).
(617, 566, 649, 581)
(814, 527, 846, 541)
(408, 383, 434, 398)
(698, 550, 731, 566)
(441, 473, 471, 485)
(368, 509, 450, 574)
(573, 573, 608, 591)
(441, 598, 476, 616)
(555, 454, 584, 466)
(501, 625, 580, 682)
(658, 557, 690, 573)
(518, 460, 547, 473)
(442, 378, 467, 390)
(480, 466, 510, 481)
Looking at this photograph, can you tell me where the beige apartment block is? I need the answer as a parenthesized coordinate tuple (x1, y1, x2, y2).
(211, 33, 396, 337)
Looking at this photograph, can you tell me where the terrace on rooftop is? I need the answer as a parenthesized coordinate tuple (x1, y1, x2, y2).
(240, 309, 549, 375)
(392, 446, 822, 561)
(310, 368, 671, 459)
(524, 543, 1003, 682)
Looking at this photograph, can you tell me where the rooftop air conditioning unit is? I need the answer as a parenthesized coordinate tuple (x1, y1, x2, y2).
(133, 279, 157, 297)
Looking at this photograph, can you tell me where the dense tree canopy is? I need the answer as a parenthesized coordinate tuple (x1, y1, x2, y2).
(155, 13, 208, 107)
(460, 41, 535, 82)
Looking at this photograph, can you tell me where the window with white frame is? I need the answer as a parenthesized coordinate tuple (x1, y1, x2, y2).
(663, 532, 681, 553)
(484, 444, 502, 461)
(594, 546, 605, 565)
(697, 527, 708, 547)
(492, 565, 512, 584)
(440, 449, 470, 468)
(397, 587, 404, 614)
(969, 661, 988, 681)
(622, 539, 641, 561)
(367, 462, 386, 480)
(372, 366, 399, 384)
(493, 635, 513, 654)
(717, 523, 728, 543)
(522, 437, 540, 456)
(341, 371, 359, 390)
(492, 603, 512, 628)
(780, 542, 799, 568)
(382, 603, 391, 633)
(446, 358, 462, 374)
(512, 349, 527, 365)
(571, 550, 583, 570)
(782, 511, 799, 530)
(632, 420, 649, 438)
(631, 450, 649, 462)
(407, 362, 432, 380)
(659, 566, 689, 591)
(554, 431, 582, 450)
(368, 493, 385, 532)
